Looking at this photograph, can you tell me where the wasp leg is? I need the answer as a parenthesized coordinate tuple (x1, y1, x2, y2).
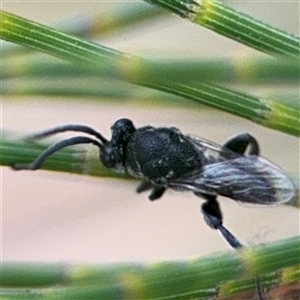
(149, 186, 166, 201)
(223, 133, 260, 155)
(200, 195, 263, 299)
(11, 136, 102, 171)
(136, 181, 153, 193)
(199, 194, 243, 249)
(136, 181, 166, 201)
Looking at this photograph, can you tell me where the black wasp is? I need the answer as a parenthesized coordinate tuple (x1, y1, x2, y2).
(13, 118, 295, 249)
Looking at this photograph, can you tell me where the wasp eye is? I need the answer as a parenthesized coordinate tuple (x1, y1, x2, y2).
(100, 143, 119, 168)
(111, 118, 135, 144)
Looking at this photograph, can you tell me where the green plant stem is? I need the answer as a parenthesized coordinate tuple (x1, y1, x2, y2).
(0, 132, 128, 179)
(1, 78, 192, 107)
(142, 80, 300, 136)
(1, 4, 166, 58)
(1, 236, 300, 299)
(3, 57, 299, 85)
(144, 0, 300, 58)
(1, 10, 299, 136)
(3, 80, 300, 114)
(2, 79, 138, 100)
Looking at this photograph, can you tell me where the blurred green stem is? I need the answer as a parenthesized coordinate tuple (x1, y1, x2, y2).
(1, 10, 299, 136)
(1, 236, 300, 299)
(3, 57, 299, 85)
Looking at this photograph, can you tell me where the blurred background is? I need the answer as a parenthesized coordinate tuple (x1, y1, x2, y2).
(2, 0, 299, 263)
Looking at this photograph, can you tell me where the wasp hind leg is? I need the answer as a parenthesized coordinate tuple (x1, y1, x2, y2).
(200, 195, 264, 300)
(223, 133, 260, 155)
(198, 133, 259, 242)
(199, 194, 243, 249)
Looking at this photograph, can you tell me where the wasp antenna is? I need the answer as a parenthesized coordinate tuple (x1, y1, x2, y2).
(26, 124, 108, 145)
(12, 136, 102, 171)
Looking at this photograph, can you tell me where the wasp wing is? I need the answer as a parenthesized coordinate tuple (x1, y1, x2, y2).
(184, 134, 238, 163)
(169, 155, 295, 205)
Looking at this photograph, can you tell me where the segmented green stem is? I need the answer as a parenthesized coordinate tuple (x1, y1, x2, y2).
(1, 237, 300, 299)
(1, 10, 299, 136)
(144, 0, 300, 58)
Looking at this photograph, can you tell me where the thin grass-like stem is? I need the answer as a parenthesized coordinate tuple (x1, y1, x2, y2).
(1, 237, 300, 299)
(3, 57, 299, 85)
(144, 0, 300, 58)
(1, 4, 166, 58)
(1, 10, 299, 136)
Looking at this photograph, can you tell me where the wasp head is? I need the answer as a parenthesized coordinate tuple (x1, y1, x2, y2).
(100, 118, 136, 169)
